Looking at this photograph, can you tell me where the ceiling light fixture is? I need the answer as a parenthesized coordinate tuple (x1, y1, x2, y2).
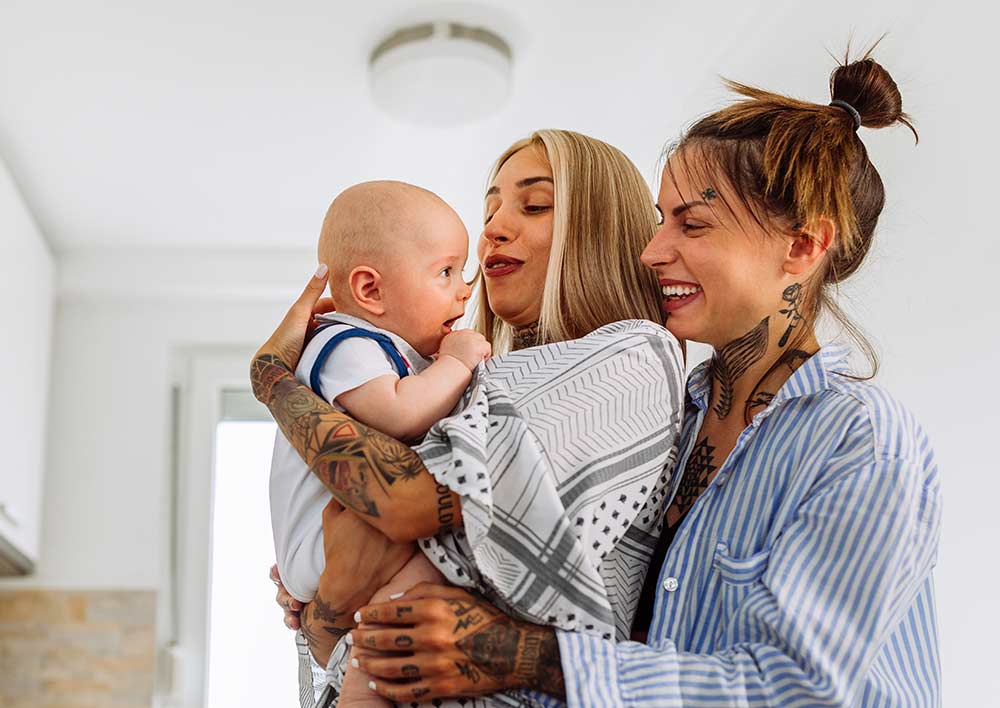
(369, 20, 513, 126)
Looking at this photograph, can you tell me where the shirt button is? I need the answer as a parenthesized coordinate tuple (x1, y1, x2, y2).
(662, 576, 679, 592)
(715, 473, 728, 486)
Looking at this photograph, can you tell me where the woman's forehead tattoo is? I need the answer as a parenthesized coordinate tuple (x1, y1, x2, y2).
(701, 187, 718, 201)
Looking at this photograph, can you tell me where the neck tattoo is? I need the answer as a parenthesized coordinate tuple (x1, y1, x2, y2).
(777, 283, 804, 348)
(709, 317, 770, 419)
(512, 321, 542, 351)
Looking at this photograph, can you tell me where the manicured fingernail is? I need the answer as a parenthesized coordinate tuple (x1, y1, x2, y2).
(353, 610, 362, 623)
(368, 681, 377, 691)
(344, 632, 354, 646)
(314, 263, 328, 279)
(351, 657, 359, 668)
(389, 591, 405, 600)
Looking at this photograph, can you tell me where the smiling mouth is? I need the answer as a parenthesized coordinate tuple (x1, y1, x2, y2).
(661, 282, 702, 312)
(662, 284, 702, 300)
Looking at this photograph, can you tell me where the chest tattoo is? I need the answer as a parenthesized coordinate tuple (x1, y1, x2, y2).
(666, 436, 718, 528)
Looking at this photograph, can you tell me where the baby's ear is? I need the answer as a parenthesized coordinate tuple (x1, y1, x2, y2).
(348, 266, 386, 316)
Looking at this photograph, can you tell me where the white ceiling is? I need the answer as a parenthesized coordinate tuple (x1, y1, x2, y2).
(0, 1, 944, 252)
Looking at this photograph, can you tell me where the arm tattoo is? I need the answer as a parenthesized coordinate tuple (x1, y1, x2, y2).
(249, 354, 430, 517)
(436, 483, 457, 531)
(709, 317, 769, 419)
(311, 594, 348, 626)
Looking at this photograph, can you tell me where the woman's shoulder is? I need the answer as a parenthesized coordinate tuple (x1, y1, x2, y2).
(811, 367, 935, 466)
(583, 319, 683, 368)
(585, 318, 680, 347)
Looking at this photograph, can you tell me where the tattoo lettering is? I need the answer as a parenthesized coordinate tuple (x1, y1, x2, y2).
(778, 284, 803, 347)
(396, 605, 413, 619)
(455, 660, 482, 684)
(710, 317, 770, 419)
(411, 687, 431, 699)
(666, 437, 717, 528)
(514, 632, 543, 685)
(394, 635, 414, 649)
(436, 483, 456, 530)
(401, 664, 420, 679)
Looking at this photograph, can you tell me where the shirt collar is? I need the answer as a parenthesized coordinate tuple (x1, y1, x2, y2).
(686, 343, 854, 413)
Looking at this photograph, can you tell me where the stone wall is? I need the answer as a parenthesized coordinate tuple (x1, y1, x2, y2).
(0, 590, 155, 708)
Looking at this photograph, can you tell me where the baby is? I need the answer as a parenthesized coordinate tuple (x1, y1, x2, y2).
(268, 180, 490, 706)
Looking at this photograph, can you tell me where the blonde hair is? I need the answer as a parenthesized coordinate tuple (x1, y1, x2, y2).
(475, 129, 663, 352)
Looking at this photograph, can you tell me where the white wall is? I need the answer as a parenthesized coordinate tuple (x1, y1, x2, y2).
(0, 157, 54, 564)
(0, 249, 313, 589)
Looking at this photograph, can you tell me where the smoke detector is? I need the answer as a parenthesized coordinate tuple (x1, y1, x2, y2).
(369, 20, 512, 126)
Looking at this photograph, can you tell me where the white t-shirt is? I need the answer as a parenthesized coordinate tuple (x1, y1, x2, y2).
(268, 312, 432, 603)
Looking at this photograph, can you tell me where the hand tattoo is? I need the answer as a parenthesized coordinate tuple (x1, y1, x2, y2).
(451, 599, 565, 699)
(456, 660, 482, 684)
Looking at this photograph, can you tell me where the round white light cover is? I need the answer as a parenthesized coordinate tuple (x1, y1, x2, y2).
(369, 22, 512, 126)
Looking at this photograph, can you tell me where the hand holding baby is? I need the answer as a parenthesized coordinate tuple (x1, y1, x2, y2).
(439, 329, 492, 371)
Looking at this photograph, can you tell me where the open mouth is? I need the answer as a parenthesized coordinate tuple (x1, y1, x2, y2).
(661, 282, 702, 312)
(443, 315, 462, 331)
(483, 254, 524, 278)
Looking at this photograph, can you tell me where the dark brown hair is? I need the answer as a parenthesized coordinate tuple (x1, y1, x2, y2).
(668, 45, 917, 375)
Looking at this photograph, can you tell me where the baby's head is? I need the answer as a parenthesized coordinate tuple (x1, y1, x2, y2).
(319, 180, 472, 358)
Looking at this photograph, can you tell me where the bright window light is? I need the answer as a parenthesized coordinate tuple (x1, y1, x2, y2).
(206, 420, 299, 707)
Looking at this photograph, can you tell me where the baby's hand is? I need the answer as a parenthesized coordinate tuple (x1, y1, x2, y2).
(439, 330, 492, 371)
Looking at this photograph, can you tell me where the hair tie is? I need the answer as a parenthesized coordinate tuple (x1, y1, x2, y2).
(829, 100, 862, 131)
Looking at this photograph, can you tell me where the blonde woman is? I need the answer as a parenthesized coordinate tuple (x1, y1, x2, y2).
(257, 130, 686, 707)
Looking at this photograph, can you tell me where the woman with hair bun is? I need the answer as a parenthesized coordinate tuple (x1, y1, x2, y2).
(299, 49, 942, 707)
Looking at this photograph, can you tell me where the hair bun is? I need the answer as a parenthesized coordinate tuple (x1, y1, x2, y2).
(829, 55, 917, 140)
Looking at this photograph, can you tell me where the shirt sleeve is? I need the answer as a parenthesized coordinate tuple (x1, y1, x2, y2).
(557, 454, 942, 707)
(310, 334, 399, 405)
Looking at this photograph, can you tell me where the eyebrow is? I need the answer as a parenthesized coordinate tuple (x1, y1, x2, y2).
(671, 200, 708, 217)
(485, 176, 554, 198)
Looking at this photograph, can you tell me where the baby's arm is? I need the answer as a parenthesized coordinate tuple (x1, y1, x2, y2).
(336, 330, 490, 441)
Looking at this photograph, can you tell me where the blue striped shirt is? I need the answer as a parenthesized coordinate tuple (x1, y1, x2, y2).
(545, 344, 942, 707)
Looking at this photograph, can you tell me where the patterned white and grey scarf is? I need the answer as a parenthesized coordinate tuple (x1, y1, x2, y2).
(305, 319, 684, 708)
